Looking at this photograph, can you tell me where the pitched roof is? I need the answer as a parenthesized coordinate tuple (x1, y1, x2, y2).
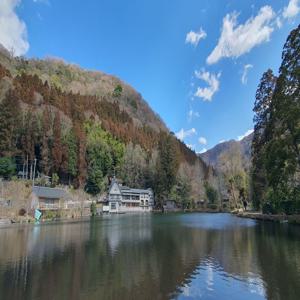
(108, 177, 153, 195)
(32, 186, 66, 199)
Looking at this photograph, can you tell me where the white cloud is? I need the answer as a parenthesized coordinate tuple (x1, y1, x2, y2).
(219, 139, 226, 143)
(237, 129, 254, 141)
(185, 28, 207, 46)
(207, 6, 275, 64)
(188, 109, 200, 122)
(0, 0, 29, 56)
(194, 69, 221, 101)
(241, 64, 253, 85)
(175, 128, 197, 141)
(276, 16, 283, 29)
(198, 136, 207, 145)
(283, 0, 300, 19)
(33, 0, 50, 4)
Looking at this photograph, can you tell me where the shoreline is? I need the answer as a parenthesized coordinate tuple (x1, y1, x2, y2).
(236, 211, 300, 225)
(1, 210, 300, 229)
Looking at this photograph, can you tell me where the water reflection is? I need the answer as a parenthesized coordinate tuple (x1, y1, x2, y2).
(0, 213, 299, 300)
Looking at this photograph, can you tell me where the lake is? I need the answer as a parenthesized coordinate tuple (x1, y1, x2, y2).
(0, 213, 299, 300)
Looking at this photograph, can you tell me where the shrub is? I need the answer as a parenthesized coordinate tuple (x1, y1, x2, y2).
(207, 203, 218, 210)
(0, 157, 16, 179)
(262, 202, 277, 215)
(205, 184, 218, 204)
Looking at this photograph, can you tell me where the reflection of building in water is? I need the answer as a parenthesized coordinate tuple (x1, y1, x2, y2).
(102, 214, 152, 253)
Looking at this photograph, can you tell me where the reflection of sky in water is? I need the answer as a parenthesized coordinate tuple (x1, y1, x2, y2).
(180, 213, 257, 230)
(177, 258, 265, 300)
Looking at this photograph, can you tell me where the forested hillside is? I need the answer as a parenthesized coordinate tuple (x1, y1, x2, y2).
(0, 47, 217, 206)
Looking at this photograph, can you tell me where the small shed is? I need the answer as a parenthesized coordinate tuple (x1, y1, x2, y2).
(32, 186, 67, 211)
(163, 200, 179, 212)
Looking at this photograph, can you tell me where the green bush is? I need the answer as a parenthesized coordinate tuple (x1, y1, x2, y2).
(205, 184, 218, 204)
(207, 203, 218, 210)
(113, 84, 122, 97)
(43, 210, 60, 220)
(0, 157, 16, 179)
(262, 202, 277, 215)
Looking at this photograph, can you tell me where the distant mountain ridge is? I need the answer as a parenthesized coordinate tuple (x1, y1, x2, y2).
(200, 133, 253, 171)
(0, 45, 167, 133)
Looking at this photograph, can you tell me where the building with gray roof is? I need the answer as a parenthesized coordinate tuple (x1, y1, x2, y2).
(107, 178, 154, 213)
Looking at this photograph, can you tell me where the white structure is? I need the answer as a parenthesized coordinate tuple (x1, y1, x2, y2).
(108, 178, 154, 213)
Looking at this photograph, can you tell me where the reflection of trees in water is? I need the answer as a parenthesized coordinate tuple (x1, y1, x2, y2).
(0, 215, 299, 300)
(254, 223, 300, 300)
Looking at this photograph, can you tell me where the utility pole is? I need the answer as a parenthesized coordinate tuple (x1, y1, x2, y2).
(30, 163, 33, 181)
(22, 157, 25, 180)
(32, 158, 37, 187)
(26, 155, 29, 180)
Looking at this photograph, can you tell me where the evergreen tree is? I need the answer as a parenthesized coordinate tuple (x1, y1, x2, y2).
(265, 24, 300, 211)
(0, 90, 20, 156)
(251, 70, 277, 210)
(40, 109, 51, 175)
(64, 129, 78, 183)
(52, 112, 63, 174)
(0, 157, 16, 179)
(74, 123, 87, 188)
(155, 132, 179, 206)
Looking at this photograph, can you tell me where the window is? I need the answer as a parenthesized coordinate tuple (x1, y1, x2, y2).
(111, 202, 116, 210)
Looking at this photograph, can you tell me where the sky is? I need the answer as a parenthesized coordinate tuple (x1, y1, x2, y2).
(0, 0, 300, 153)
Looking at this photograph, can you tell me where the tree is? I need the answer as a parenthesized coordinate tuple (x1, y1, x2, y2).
(40, 109, 51, 175)
(170, 176, 192, 209)
(0, 157, 16, 179)
(113, 84, 123, 97)
(251, 70, 277, 210)
(51, 173, 59, 187)
(120, 143, 146, 188)
(218, 143, 248, 208)
(63, 129, 78, 183)
(264, 24, 300, 212)
(85, 164, 104, 195)
(74, 124, 87, 188)
(0, 90, 20, 156)
(155, 132, 179, 206)
(19, 111, 40, 160)
(52, 112, 63, 174)
(205, 183, 218, 204)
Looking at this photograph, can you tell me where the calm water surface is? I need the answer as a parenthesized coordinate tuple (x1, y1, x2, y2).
(0, 213, 299, 300)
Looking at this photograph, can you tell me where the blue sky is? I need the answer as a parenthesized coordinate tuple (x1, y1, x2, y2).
(1, 0, 300, 153)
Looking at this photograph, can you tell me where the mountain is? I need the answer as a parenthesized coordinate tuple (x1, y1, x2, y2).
(0, 46, 167, 133)
(0, 47, 217, 203)
(199, 133, 253, 205)
(200, 133, 253, 171)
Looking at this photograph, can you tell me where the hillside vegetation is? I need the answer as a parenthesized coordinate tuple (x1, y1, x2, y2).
(0, 48, 217, 207)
